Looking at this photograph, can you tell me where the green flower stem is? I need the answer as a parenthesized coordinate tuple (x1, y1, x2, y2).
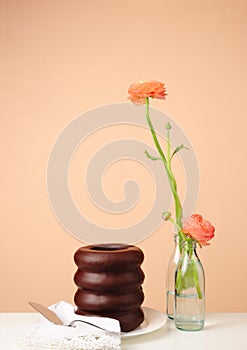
(145, 97, 202, 300)
(165, 215, 181, 231)
(176, 255, 203, 299)
(145, 98, 186, 244)
(193, 260, 203, 299)
(175, 268, 182, 295)
(145, 98, 167, 163)
(166, 123, 171, 162)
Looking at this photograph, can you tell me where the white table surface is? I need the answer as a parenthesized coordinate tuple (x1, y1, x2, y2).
(0, 313, 247, 349)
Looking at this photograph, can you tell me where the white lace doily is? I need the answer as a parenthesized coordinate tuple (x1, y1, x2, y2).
(16, 301, 121, 350)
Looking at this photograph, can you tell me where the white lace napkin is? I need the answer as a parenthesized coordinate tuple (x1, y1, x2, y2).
(16, 301, 121, 350)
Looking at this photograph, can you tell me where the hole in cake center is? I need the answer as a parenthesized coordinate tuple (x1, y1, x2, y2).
(91, 244, 130, 251)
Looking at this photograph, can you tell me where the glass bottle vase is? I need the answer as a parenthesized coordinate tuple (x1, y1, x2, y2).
(166, 235, 180, 319)
(174, 240, 205, 331)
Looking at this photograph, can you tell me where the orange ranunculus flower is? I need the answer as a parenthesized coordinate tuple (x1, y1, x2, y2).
(182, 214, 215, 246)
(128, 80, 167, 104)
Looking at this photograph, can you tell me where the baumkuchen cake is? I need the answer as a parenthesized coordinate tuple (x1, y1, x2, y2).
(73, 244, 145, 332)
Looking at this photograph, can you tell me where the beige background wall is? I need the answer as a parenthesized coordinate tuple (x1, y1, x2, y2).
(1, 0, 247, 312)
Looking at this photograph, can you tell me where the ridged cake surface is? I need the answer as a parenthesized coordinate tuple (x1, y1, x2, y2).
(74, 243, 145, 332)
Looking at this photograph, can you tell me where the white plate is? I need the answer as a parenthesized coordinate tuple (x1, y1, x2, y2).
(121, 307, 167, 339)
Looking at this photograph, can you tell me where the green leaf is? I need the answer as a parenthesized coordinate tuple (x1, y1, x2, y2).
(176, 258, 198, 294)
(171, 144, 189, 159)
(144, 150, 161, 161)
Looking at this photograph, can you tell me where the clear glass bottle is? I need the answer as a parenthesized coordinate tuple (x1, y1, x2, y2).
(166, 235, 180, 319)
(174, 240, 205, 331)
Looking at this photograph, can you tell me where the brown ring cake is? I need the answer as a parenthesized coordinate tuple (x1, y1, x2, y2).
(73, 243, 145, 332)
(74, 268, 145, 293)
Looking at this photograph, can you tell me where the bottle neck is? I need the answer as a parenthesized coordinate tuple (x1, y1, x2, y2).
(182, 239, 198, 259)
(183, 240, 197, 248)
(173, 235, 199, 258)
